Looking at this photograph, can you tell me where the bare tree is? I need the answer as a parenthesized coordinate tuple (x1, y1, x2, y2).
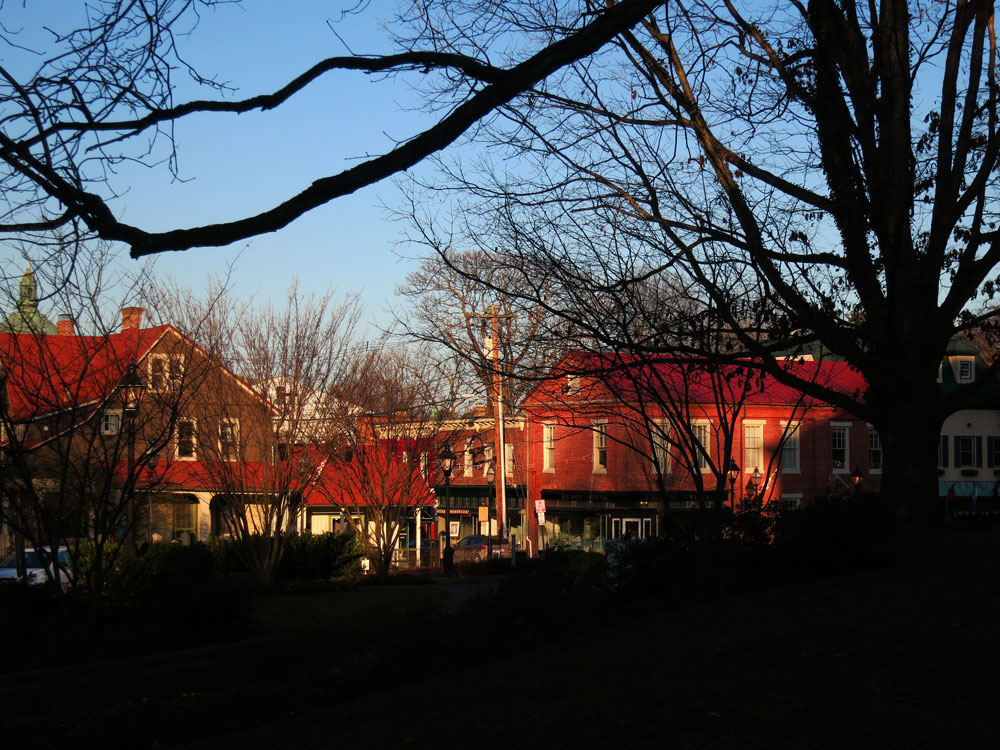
(393, 248, 563, 411)
(0, 249, 205, 600)
(0, 0, 664, 257)
(147, 280, 363, 585)
(310, 348, 457, 580)
(394, 0, 1000, 521)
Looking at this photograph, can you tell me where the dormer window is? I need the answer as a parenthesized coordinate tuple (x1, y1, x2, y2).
(959, 359, 973, 381)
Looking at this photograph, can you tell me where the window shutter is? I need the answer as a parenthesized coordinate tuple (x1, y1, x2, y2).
(990, 437, 996, 469)
(954, 436, 960, 466)
(977, 436, 984, 468)
(941, 435, 948, 468)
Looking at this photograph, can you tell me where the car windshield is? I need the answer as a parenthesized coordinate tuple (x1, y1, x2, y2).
(1, 551, 42, 568)
(0, 548, 68, 568)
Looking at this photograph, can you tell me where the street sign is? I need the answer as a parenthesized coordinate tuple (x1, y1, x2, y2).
(478, 506, 489, 522)
(535, 500, 546, 514)
(537, 512, 545, 525)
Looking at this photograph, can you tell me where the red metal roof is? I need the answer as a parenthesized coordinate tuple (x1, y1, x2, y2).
(525, 352, 868, 408)
(0, 326, 172, 421)
(304, 443, 436, 508)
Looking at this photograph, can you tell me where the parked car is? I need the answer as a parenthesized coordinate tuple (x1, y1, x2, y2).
(0, 546, 72, 588)
(452, 535, 510, 563)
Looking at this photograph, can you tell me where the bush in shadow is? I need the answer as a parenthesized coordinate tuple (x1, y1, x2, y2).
(770, 492, 895, 573)
(276, 531, 363, 582)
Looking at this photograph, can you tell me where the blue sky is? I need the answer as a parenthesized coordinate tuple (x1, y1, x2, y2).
(5, 1, 444, 331)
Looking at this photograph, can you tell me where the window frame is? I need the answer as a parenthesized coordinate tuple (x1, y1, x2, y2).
(956, 356, 975, 382)
(955, 435, 977, 468)
(218, 417, 240, 462)
(542, 423, 555, 473)
(464, 439, 474, 477)
(592, 420, 607, 474)
(692, 419, 712, 472)
(175, 418, 197, 461)
(743, 420, 765, 475)
(868, 425, 883, 474)
(781, 493, 803, 511)
(780, 421, 800, 474)
(831, 422, 851, 473)
(148, 353, 185, 392)
(100, 409, 122, 436)
(651, 419, 671, 474)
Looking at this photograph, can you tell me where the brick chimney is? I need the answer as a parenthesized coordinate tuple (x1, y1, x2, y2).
(121, 306, 144, 331)
(57, 314, 75, 336)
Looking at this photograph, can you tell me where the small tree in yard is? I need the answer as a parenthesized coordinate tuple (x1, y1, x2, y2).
(310, 349, 454, 580)
(149, 281, 363, 586)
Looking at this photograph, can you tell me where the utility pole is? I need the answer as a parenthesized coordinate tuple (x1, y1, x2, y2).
(473, 305, 514, 550)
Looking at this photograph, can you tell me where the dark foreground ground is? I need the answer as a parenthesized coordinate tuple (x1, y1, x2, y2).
(4, 529, 1000, 749)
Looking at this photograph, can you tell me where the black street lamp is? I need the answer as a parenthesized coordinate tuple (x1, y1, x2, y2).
(119, 363, 146, 557)
(727, 458, 740, 511)
(437, 444, 456, 574)
(485, 459, 496, 560)
(745, 466, 762, 510)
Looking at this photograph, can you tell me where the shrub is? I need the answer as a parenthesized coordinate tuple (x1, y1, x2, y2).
(72, 539, 214, 597)
(276, 531, 363, 582)
(771, 492, 895, 572)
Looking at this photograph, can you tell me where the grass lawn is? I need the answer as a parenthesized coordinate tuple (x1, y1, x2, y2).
(251, 582, 444, 635)
(176, 528, 1000, 750)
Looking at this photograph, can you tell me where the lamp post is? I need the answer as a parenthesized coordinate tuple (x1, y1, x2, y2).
(851, 466, 864, 496)
(119, 362, 147, 557)
(745, 466, 761, 510)
(726, 458, 740, 511)
(437, 444, 456, 575)
(485, 459, 496, 560)
(751, 467, 762, 509)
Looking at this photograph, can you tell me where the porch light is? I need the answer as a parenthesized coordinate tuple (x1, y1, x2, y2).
(751, 467, 762, 484)
(851, 466, 864, 488)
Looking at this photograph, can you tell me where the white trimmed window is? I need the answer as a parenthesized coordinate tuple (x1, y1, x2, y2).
(781, 493, 803, 511)
(483, 444, 494, 476)
(744, 421, 765, 474)
(956, 435, 976, 468)
(781, 421, 800, 473)
(956, 356, 975, 382)
(543, 424, 555, 473)
(505, 443, 515, 476)
(176, 419, 197, 460)
(218, 418, 240, 461)
(464, 439, 474, 477)
(692, 420, 711, 471)
(149, 354, 184, 391)
(831, 423, 850, 472)
(593, 421, 607, 473)
(101, 410, 122, 436)
(868, 425, 883, 473)
(651, 419, 671, 474)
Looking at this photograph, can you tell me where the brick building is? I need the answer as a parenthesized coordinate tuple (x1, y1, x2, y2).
(519, 353, 880, 552)
(0, 306, 275, 554)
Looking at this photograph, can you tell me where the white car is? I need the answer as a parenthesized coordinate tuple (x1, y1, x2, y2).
(0, 546, 72, 588)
